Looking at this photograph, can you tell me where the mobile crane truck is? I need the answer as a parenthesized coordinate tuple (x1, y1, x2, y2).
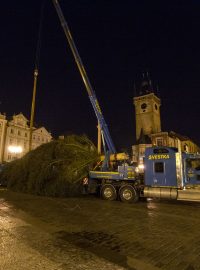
(53, 0, 200, 203)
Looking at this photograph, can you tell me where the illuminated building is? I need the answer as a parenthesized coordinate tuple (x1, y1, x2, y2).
(0, 113, 52, 163)
(132, 74, 200, 163)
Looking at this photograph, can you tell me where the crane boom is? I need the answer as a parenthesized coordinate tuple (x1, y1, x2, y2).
(52, 0, 116, 155)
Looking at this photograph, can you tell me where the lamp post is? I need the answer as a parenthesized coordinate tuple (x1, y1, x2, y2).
(28, 0, 44, 151)
(29, 68, 38, 151)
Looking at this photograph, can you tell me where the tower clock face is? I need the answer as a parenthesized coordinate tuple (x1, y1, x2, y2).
(141, 103, 147, 110)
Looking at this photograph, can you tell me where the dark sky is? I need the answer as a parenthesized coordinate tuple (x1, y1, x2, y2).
(1, 1, 200, 151)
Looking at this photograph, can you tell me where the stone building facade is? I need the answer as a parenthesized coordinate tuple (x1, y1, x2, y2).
(132, 76, 200, 163)
(0, 112, 52, 163)
(0, 114, 7, 163)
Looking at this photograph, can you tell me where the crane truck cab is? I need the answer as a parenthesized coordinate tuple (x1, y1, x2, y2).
(88, 146, 200, 203)
(143, 147, 200, 202)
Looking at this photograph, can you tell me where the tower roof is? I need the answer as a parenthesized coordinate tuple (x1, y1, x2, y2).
(134, 72, 157, 97)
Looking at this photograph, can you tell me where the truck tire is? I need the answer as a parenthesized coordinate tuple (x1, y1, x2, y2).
(119, 185, 139, 203)
(101, 184, 117, 201)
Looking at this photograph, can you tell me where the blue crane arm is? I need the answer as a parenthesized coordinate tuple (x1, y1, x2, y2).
(52, 0, 116, 155)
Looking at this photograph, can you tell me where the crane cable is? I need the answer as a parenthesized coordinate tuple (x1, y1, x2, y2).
(35, 0, 46, 70)
(29, 0, 46, 151)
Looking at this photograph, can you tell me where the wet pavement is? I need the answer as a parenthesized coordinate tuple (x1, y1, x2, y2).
(0, 188, 200, 270)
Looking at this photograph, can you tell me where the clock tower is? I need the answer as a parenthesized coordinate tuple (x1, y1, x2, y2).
(133, 76, 161, 141)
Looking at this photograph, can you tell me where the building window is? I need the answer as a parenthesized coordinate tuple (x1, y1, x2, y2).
(10, 129, 14, 134)
(18, 130, 21, 136)
(156, 138, 163, 146)
(184, 144, 188, 152)
(154, 162, 164, 173)
(139, 149, 145, 156)
(25, 132, 27, 137)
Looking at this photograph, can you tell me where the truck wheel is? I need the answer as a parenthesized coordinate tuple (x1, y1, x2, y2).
(101, 184, 117, 201)
(119, 185, 139, 203)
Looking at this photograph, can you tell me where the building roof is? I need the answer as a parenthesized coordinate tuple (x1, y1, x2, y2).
(136, 128, 152, 144)
(33, 127, 52, 138)
(169, 131, 190, 141)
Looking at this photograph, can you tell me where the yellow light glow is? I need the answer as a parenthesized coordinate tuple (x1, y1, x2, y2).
(8, 145, 23, 154)
(135, 163, 145, 173)
(135, 167, 139, 173)
(138, 164, 144, 170)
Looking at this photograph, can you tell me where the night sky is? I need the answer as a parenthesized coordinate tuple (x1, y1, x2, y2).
(1, 1, 200, 152)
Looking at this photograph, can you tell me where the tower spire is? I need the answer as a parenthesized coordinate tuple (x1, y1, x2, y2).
(140, 71, 153, 95)
(134, 81, 137, 97)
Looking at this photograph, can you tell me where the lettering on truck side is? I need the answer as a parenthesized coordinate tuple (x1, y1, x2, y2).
(148, 154, 170, 160)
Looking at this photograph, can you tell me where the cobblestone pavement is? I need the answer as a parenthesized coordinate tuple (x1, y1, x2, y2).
(0, 188, 200, 270)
